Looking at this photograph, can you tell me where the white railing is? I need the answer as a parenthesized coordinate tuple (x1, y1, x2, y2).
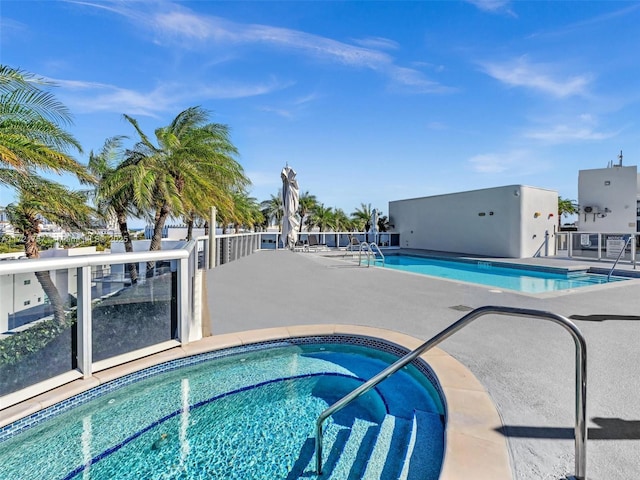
(0, 230, 399, 411)
(556, 231, 637, 267)
(0, 242, 201, 410)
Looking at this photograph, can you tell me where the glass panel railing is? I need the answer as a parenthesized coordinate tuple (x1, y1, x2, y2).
(91, 260, 177, 363)
(0, 268, 77, 396)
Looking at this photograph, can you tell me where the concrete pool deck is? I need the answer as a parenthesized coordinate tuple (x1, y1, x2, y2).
(209, 249, 640, 479)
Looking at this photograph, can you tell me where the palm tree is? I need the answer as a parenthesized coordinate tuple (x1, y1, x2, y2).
(309, 204, 333, 234)
(123, 107, 247, 252)
(558, 197, 579, 229)
(260, 193, 283, 230)
(297, 191, 317, 233)
(351, 203, 374, 231)
(0, 65, 89, 185)
(377, 214, 392, 232)
(328, 208, 351, 246)
(6, 176, 95, 325)
(86, 136, 142, 283)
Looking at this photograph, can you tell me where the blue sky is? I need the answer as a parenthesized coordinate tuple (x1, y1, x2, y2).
(2, 1, 640, 226)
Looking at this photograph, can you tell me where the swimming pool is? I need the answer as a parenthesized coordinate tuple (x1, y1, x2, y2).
(0, 339, 445, 479)
(371, 254, 626, 293)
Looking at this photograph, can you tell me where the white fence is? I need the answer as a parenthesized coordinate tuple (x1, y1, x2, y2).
(0, 241, 201, 410)
(556, 231, 637, 266)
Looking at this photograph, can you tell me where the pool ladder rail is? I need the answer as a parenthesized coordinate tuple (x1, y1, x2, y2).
(314, 306, 588, 480)
(357, 242, 385, 267)
(607, 235, 634, 281)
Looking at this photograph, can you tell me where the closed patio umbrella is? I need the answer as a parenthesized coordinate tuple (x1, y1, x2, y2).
(281, 165, 300, 248)
(370, 208, 378, 243)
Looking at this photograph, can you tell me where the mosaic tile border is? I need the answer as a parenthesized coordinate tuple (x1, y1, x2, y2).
(0, 334, 445, 443)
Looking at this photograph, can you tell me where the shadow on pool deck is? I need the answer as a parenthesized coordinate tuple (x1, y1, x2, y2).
(497, 417, 640, 440)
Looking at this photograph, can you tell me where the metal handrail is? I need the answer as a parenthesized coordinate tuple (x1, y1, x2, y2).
(315, 306, 588, 480)
(607, 235, 633, 281)
(358, 241, 373, 267)
(369, 242, 385, 266)
(533, 231, 549, 258)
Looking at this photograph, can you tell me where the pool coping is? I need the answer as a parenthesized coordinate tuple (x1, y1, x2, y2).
(0, 325, 512, 480)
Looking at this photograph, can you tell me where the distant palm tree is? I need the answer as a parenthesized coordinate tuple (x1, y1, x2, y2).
(351, 203, 374, 231)
(309, 204, 333, 233)
(297, 191, 317, 233)
(558, 197, 579, 229)
(225, 190, 263, 233)
(377, 214, 391, 232)
(6, 176, 95, 325)
(0, 65, 89, 185)
(328, 208, 351, 246)
(260, 193, 283, 230)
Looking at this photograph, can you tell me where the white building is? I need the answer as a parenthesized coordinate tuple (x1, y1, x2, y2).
(577, 162, 640, 233)
(0, 247, 110, 334)
(389, 185, 558, 258)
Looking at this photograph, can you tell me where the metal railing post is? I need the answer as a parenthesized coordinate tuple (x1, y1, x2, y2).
(177, 256, 190, 343)
(76, 265, 92, 378)
(208, 207, 216, 269)
(314, 306, 587, 480)
(568, 232, 573, 258)
(597, 234, 602, 260)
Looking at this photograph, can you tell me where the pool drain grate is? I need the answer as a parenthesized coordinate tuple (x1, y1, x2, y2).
(449, 305, 473, 312)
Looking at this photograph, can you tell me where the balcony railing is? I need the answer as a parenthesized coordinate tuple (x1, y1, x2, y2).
(0, 241, 201, 410)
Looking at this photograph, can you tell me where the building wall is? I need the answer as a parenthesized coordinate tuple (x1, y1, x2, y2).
(388, 185, 557, 258)
(578, 165, 638, 233)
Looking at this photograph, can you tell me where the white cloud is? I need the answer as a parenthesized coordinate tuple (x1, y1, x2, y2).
(524, 125, 617, 144)
(482, 56, 591, 98)
(51, 76, 288, 116)
(352, 36, 400, 51)
(468, 150, 547, 175)
(465, 0, 516, 16)
(74, 0, 449, 94)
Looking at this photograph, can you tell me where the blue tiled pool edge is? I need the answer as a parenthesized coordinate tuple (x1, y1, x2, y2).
(0, 334, 447, 444)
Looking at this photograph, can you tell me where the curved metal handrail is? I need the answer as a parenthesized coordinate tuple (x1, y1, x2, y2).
(369, 242, 385, 266)
(607, 235, 633, 281)
(315, 305, 588, 480)
(358, 242, 373, 267)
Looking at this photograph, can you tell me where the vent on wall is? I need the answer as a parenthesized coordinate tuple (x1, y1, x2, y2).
(583, 206, 599, 214)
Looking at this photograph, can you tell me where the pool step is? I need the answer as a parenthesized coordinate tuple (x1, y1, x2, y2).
(295, 409, 443, 479)
(400, 410, 445, 480)
(362, 414, 413, 479)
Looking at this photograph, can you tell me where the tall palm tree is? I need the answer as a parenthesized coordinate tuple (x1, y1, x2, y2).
(297, 191, 317, 234)
(0, 65, 89, 185)
(86, 136, 142, 283)
(6, 176, 95, 325)
(351, 203, 374, 232)
(123, 107, 247, 252)
(260, 193, 283, 229)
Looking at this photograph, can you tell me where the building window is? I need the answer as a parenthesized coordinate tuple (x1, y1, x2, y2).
(37, 297, 41, 302)
(23, 300, 31, 306)
(23, 279, 31, 285)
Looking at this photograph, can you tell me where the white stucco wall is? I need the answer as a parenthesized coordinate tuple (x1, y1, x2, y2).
(578, 166, 637, 233)
(388, 185, 557, 258)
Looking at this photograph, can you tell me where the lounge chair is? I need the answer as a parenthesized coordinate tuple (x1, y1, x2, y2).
(308, 234, 329, 251)
(343, 235, 361, 256)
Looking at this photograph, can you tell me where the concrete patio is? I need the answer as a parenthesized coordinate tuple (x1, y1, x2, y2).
(209, 249, 640, 479)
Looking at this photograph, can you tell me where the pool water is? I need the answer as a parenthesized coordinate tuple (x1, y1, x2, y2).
(0, 343, 445, 480)
(374, 254, 626, 293)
